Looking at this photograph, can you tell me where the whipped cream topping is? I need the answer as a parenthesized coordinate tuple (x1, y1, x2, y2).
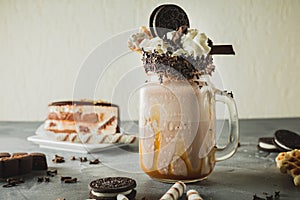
(128, 27, 211, 59)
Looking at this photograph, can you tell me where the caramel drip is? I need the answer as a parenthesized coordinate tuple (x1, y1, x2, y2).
(140, 147, 216, 181)
(179, 151, 194, 175)
(149, 104, 162, 170)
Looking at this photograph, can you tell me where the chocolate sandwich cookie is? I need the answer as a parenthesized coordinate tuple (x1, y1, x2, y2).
(89, 177, 136, 200)
(257, 137, 283, 152)
(150, 4, 190, 38)
(274, 129, 300, 151)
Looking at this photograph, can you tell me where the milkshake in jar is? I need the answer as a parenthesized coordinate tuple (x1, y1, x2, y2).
(128, 4, 239, 182)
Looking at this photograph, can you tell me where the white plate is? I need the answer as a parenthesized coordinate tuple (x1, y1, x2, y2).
(27, 123, 128, 153)
(27, 135, 123, 153)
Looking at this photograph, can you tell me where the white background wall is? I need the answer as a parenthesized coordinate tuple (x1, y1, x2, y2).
(0, 0, 300, 121)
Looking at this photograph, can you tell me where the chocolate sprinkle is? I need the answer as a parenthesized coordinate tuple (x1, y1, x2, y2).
(70, 156, 76, 161)
(61, 176, 72, 181)
(3, 178, 24, 188)
(52, 155, 65, 163)
(64, 178, 77, 184)
(89, 159, 100, 165)
(253, 194, 265, 200)
(79, 157, 88, 162)
(37, 177, 44, 182)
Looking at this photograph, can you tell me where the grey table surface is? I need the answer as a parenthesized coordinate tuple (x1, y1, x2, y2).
(0, 119, 299, 200)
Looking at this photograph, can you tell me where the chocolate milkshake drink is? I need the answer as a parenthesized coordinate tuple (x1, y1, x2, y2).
(128, 4, 239, 182)
(139, 76, 216, 181)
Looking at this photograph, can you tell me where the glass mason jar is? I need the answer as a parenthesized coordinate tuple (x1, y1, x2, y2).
(139, 74, 239, 183)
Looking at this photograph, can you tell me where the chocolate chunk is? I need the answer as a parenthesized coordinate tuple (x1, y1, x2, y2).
(17, 154, 33, 175)
(44, 177, 50, 182)
(0, 157, 18, 178)
(150, 4, 190, 38)
(209, 45, 235, 55)
(30, 153, 48, 170)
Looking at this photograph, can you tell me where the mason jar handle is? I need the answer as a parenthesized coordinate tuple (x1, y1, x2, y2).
(214, 89, 239, 162)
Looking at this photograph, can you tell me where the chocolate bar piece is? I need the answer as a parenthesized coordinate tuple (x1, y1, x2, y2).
(0, 152, 47, 178)
(210, 45, 235, 55)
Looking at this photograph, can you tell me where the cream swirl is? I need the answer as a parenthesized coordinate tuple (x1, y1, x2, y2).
(128, 27, 211, 59)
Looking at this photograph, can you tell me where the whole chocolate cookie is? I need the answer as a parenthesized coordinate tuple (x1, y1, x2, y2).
(257, 137, 283, 152)
(89, 177, 136, 200)
(274, 129, 300, 151)
(150, 4, 190, 38)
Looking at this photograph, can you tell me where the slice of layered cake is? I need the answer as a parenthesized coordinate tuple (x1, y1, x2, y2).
(45, 100, 120, 135)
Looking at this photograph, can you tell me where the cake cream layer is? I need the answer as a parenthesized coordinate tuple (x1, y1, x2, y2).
(45, 116, 118, 134)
